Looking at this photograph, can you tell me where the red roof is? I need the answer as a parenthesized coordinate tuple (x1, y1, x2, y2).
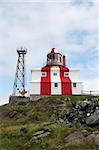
(51, 48, 59, 53)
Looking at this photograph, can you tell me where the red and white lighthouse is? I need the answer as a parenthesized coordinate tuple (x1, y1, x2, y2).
(30, 48, 83, 95)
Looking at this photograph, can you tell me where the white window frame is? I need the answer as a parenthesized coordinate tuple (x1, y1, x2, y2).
(42, 72, 47, 77)
(64, 72, 69, 77)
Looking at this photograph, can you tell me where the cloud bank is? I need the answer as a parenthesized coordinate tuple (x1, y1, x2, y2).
(0, 0, 99, 105)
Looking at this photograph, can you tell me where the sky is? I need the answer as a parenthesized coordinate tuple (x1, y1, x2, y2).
(0, 0, 99, 105)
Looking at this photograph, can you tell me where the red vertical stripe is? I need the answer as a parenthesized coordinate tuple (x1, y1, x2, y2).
(40, 66, 51, 95)
(60, 66, 72, 95)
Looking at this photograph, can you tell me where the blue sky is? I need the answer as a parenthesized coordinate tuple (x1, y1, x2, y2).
(0, 0, 99, 105)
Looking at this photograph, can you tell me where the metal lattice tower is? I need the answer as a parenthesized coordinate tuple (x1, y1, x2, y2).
(13, 48, 27, 96)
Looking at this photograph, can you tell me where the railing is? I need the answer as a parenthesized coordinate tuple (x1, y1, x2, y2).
(82, 90, 99, 96)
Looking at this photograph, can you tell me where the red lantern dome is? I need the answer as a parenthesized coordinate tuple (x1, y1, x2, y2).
(51, 48, 61, 53)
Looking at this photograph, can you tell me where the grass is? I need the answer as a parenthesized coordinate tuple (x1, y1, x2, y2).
(0, 123, 98, 150)
(0, 95, 99, 150)
(0, 123, 75, 150)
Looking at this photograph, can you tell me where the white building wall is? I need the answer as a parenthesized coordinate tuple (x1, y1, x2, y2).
(30, 82, 40, 94)
(30, 67, 83, 95)
(30, 69, 41, 94)
(72, 82, 83, 95)
(51, 82, 61, 95)
(31, 69, 41, 81)
(50, 66, 61, 95)
(69, 68, 83, 94)
(69, 69, 79, 81)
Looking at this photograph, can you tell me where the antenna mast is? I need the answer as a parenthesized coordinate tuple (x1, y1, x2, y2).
(13, 48, 27, 96)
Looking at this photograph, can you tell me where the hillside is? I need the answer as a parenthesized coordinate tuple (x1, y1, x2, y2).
(0, 95, 99, 150)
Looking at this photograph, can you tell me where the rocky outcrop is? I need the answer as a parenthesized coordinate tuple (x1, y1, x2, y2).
(64, 131, 84, 145)
(64, 131, 99, 146)
(4, 96, 99, 128)
(8, 110, 18, 118)
(9, 96, 30, 104)
(1, 95, 99, 150)
(86, 109, 99, 126)
(86, 131, 99, 145)
(0, 107, 11, 117)
(31, 129, 51, 140)
(9, 95, 51, 104)
(94, 134, 99, 145)
(74, 98, 99, 127)
(52, 98, 99, 127)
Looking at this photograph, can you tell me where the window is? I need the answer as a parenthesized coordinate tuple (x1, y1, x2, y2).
(55, 54, 58, 60)
(54, 83, 58, 87)
(60, 57, 62, 62)
(64, 72, 69, 77)
(42, 72, 47, 77)
(52, 54, 55, 60)
(73, 83, 77, 87)
(53, 72, 57, 76)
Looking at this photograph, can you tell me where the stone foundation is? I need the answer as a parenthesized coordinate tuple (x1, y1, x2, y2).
(9, 96, 30, 104)
(9, 95, 50, 104)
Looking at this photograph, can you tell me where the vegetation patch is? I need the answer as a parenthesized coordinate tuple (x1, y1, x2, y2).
(0, 95, 99, 150)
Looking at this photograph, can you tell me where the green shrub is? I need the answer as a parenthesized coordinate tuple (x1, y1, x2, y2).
(20, 127, 28, 134)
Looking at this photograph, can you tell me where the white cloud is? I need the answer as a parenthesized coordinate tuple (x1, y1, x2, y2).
(0, 1, 99, 105)
(83, 78, 99, 94)
(0, 95, 9, 106)
(0, 3, 98, 64)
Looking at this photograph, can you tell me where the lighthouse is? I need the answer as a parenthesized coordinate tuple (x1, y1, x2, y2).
(30, 48, 83, 95)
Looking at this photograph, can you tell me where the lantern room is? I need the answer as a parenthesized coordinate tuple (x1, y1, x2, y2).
(47, 48, 66, 66)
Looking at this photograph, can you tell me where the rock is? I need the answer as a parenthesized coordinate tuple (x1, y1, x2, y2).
(86, 113, 91, 117)
(93, 130, 99, 135)
(31, 129, 51, 140)
(33, 130, 45, 136)
(64, 131, 84, 145)
(94, 134, 99, 145)
(0, 107, 11, 117)
(58, 118, 64, 123)
(30, 95, 49, 101)
(8, 110, 17, 118)
(76, 100, 90, 110)
(65, 112, 74, 122)
(86, 132, 99, 145)
(86, 133, 96, 144)
(81, 129, 89, 137)
(9, 96, 30, 104)
(86, 109, 99, 126)
(78, 114, 86, 125)
(0, 107, 17, 118)
(75, 99, 99, 113)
